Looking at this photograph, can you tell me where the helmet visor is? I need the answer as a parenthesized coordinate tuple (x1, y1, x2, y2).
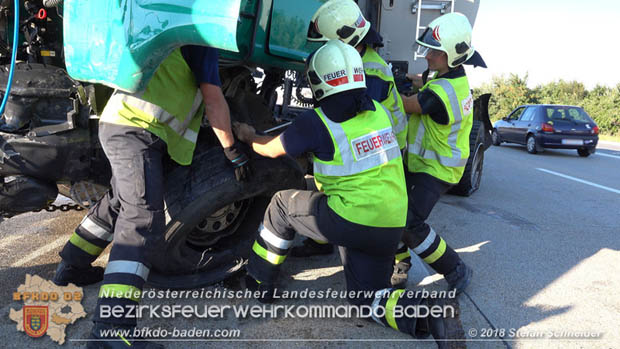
(416, 27, 442, 48)
(416, 44, 430, 57)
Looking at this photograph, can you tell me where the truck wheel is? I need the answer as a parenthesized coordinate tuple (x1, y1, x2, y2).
(147, 146, 304, 289)
(449, 120, 484, 197)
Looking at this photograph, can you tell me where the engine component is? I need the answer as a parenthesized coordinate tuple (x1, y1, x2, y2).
(0, 175, 58, 217)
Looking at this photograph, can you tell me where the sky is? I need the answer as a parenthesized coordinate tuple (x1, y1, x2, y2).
(466, 0, 620, 89)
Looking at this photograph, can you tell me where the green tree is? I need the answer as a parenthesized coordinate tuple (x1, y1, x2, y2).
(475, 73, 535, 121)
(475, 76, 619, 136)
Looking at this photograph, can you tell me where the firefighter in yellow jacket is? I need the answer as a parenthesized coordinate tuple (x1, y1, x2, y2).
(234, 40, 447, 344)
(293, 0, 409, 257)
(52, 46, 250, 348)
(397, 12, 487, 291)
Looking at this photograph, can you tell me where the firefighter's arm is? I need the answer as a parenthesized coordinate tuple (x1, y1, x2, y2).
(201, 83, 235, 148)
(401, 93, 423, 115)
(203, 83, 251, 182)
(233, 122, 286, 158)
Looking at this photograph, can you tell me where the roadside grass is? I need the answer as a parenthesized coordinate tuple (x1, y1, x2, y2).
(599, 134, 620, 143)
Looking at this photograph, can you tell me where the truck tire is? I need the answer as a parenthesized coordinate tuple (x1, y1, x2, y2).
(147, 145, 304, 289)
(449, 120, 484, 197)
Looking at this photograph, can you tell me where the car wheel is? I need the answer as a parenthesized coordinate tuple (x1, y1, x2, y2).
(491, 129, 501, 146)
(577, 148, 592, 157)
(526, 135, 538, 154)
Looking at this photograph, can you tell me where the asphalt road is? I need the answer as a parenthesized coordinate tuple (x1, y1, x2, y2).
(0, 141, 618, 348)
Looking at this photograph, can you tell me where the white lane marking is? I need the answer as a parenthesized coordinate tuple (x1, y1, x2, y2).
(0, 234, 23, 250)
(596, 152, 620, 160)
(11, 236, 67, 267)
(536, 168, 620, 195)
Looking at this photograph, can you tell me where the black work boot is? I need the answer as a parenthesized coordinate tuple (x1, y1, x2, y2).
(444, 261, 473, 294)
(243, 274, 276, 304)
(52, 260, 105, 286)
(87, 322, 164, 348)
(290, 238, 333, 257)
(413, 298, 448, 349)
(391, 260, 411, 288)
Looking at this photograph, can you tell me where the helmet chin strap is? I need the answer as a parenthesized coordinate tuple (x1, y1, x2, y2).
(422, 69, 430, 85)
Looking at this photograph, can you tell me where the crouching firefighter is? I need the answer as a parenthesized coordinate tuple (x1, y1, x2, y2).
(293, 0, 408, 257)
(394, 12, 487, 291)
(52, 46, 251, 348)
(234, 40, 447, 345)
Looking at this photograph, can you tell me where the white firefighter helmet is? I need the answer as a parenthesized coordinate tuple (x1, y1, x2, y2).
(305, 39, 366, 101)
(307, 0, 370, 47)
(416, 12, 475, 68)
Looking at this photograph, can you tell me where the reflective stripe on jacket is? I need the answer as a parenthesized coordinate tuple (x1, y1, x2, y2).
(406, 76, 473, 184)
(101, 49, 205, 165)
(313, 101, 407, 228)
(362, 46, 407, 150)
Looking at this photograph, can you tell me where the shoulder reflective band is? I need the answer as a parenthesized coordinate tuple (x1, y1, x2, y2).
(111, 90, 203, 144)
(363, 62, 406, 136)
(363, 61, 394, 78)
(407, 79, 468, 167)
(390, 86, 407, 135)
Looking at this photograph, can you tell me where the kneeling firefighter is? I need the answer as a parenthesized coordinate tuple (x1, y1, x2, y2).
(293, 0, 408, 257)
(234, 40, 447, 344)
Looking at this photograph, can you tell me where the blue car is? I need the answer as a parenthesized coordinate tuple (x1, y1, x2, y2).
(492, 104, 599, 157)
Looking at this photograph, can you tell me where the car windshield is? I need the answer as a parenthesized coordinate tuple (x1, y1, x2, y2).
(544, 107, 593, 124)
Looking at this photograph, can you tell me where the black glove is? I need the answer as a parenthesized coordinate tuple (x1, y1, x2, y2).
(224, 142, 251, 182)
(394, 70, 413, 95)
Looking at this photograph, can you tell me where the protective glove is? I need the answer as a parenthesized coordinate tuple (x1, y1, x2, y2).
(224, 142, 251, 182)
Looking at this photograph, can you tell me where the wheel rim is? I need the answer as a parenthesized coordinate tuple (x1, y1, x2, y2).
(187, 199, 251, 247)
(527, 137, 535, 152)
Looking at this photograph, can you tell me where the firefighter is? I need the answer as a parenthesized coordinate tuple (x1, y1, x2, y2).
(52, 46, 250, 348)
(234, 40, 447, 345)
(396, 12, 487, 292)
(293, 0, 408, 257)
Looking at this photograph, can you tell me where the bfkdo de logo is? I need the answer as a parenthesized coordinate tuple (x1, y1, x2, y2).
(9, 274, 87, 345)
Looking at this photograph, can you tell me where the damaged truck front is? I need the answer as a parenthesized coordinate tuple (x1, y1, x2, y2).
(0, 0, 490, 288)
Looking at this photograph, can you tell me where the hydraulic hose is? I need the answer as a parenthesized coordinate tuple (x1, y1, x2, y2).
(0, 0, 20, 116)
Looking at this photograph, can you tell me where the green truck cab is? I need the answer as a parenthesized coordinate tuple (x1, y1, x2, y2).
(63, 0, 326, 92)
